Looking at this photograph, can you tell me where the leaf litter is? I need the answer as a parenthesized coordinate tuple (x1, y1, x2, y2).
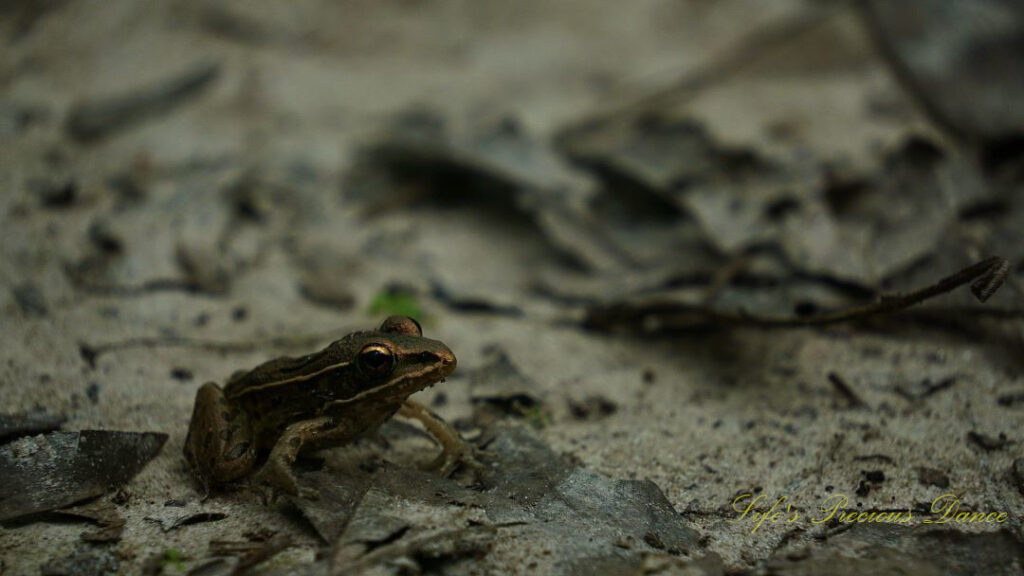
(0, 430, 166, 523)
(4, 1, 1024, 574)
(288, 423, 700, 575)
(352, 97, 1024, 336)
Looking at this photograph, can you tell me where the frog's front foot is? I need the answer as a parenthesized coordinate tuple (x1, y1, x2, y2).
(426, 441, 486, 479)
(398, 400, 486, 479)
(252, 462, 319, 502)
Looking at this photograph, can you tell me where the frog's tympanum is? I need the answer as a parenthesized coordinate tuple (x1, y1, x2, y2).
(183, 316, 467, 498)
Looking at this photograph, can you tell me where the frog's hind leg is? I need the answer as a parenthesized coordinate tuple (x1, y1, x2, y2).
(398, 399, 481, 476)
(183, 382, 256, 492)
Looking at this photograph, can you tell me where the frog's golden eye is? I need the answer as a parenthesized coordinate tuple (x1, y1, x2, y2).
(380, 316, 422, 336)
(356, 344, 396, 377)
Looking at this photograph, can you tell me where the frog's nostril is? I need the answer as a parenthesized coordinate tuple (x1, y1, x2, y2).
(430, 350, 455, 366)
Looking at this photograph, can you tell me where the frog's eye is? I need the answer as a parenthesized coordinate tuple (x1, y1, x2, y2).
(379, 316, 422, 336)
(357, 344, 396, 377)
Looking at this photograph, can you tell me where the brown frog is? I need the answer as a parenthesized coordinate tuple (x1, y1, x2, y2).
(183, 316, 469, 498)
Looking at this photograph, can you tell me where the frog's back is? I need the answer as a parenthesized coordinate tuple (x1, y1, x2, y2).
(223, 338, 362, 442)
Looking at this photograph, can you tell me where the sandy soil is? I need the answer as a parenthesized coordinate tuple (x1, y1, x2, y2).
(2, 1, 1022, 574)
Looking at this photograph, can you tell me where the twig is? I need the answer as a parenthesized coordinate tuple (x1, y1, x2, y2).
(772, 255, 1010, 326)
(827, 372, 867, 408)
(587, 256, 1012, 331)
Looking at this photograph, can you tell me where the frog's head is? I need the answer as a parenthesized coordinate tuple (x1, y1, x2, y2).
(342, 316, 456, 402)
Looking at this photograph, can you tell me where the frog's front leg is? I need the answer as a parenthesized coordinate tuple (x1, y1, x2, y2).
(252, 416, 336, 499)
(398, 400, 482, 476)
(183, 382, 256, 496)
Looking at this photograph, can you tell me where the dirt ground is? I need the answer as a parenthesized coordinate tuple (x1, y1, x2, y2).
(2, 1, 1023, 575)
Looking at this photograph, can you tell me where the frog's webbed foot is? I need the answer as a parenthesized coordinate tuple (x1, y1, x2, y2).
(252, 462, 320, 503)
(253, 417, 336, 502)
(398, 400, 485, 478)
(253, 483, 321, 505)
(426, 442, 486, 478)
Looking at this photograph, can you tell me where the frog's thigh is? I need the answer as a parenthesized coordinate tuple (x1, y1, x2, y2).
(397, 399, 469, 474)
(185, 382, 256, 483)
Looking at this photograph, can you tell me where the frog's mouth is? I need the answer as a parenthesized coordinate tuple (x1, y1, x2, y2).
(378, 361, 455, 401)
(346, 357, 456, 405)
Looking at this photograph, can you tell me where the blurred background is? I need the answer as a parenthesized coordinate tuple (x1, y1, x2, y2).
(2, 0, 1023, 574)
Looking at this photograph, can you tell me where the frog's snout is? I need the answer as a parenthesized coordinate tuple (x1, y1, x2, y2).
(437, 346, 457, 375)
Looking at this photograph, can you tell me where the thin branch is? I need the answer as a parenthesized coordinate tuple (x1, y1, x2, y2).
(585, 256, 1013, 330)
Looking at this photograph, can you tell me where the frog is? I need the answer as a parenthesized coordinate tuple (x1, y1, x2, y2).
(183, 315, 471, 499)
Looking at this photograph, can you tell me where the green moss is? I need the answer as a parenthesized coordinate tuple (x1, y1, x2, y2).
(524, 405, 551, 429)
(162, 548, 186, 572)
(368, 288, 425, 322)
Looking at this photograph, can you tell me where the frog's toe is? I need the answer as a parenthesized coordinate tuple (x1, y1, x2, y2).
(456, 450, 488, 480)
(253, 463, 299, 497)
(297, 486, 320, 500)
(252, 483, 277, 506)
(252, 462, 322, 502)
(421, 447, 456, 475)
(425, 444, 485, 478)
(422, 454, 449, 475)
